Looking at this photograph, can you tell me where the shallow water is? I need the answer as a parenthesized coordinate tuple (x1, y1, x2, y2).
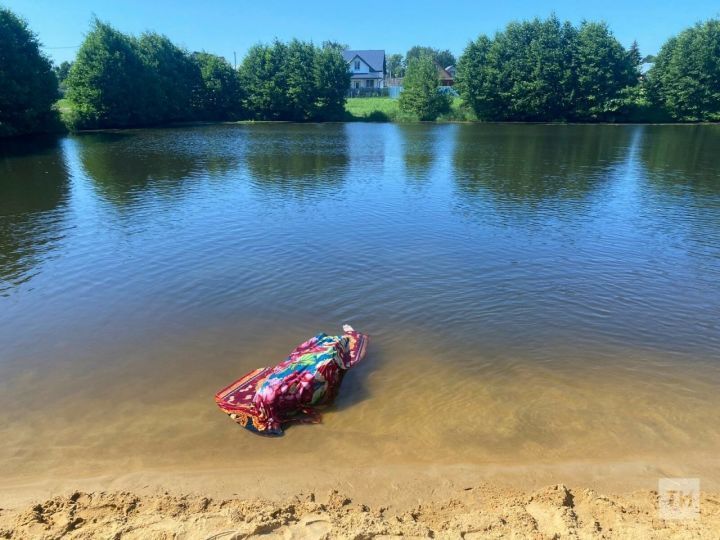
(1, 123, 719, 488)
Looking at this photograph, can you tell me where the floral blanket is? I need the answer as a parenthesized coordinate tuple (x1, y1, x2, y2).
(215, 329, 369, 435)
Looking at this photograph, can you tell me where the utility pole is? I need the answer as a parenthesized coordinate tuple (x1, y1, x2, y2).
(233, 51, 237, 69)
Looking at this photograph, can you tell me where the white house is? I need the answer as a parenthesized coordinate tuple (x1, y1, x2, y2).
(341, 50, 386, 90)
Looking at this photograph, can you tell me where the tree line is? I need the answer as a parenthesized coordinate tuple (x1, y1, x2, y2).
(2, 6, 720, 137)
(64, 20, 350, 129)
(456, 15, 720, 122)
(1, 11, 350, 135)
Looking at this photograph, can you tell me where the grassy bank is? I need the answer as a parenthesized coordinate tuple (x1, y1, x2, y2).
(345, 96, 473, 122)
(54, 96, 473, 129)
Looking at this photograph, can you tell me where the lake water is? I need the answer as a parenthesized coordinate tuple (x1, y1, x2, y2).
(1, 123, 720, 491)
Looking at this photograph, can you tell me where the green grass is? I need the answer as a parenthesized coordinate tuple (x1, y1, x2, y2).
(345, 96, 474, 122)
(344, 97, 402, 121)
(54, 97, 78, 128)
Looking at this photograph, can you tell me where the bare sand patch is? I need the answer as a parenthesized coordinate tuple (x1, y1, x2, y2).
(2, 482, 718, 539)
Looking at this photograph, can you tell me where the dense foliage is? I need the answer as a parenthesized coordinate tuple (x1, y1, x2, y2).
(406, 46, 456, 69)
(456, 16, 642, 121)
(53, 61, 72, 93)
(399, 56, 450, 120)
(387, 53, 405, 78)
(646, 19, 720, 121)
(138, 33, 202, 124)
(65, 20, 244, 128)
(314, 45, 353, 120)
(63, 24, 351, 127)
(0, 8, 59, 136)
(191, 52, 244, 120)
(240, 39, 349, 121)
(66, 21, 167, 128)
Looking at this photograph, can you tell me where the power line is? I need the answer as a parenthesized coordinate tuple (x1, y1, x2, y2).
(42, 45, 81, 50)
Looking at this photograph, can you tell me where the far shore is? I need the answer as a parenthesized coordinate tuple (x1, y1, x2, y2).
(15, 117, 719, 140)
(32, 95, 716, 137)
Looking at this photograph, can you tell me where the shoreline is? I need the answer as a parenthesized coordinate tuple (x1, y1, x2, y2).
(64, 118, 720, 134)
(4, 117, 720, 142)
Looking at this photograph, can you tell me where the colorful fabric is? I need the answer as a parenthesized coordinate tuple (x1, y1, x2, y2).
(215, 329, 369, 435)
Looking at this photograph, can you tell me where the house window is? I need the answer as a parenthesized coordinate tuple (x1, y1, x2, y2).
(354, 60, 360, 70)
(365, 79, 374, 88)
(353, 81, 360, 89)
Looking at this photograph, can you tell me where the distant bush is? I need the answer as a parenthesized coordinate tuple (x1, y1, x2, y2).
(365, 110, 392, 122)
(0, 7, 60, 136)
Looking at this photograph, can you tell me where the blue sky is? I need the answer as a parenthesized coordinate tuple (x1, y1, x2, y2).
(5, 0, 719, 65)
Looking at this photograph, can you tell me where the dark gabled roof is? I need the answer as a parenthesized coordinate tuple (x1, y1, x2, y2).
(342, 49, 385, 72)
(437, 65, 453, 81)
(431, 61, 454, 81)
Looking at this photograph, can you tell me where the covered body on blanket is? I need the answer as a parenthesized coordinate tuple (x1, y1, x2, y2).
(215, 327, 369, 435)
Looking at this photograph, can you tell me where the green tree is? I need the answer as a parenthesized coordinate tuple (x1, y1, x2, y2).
(65, 19, 150, 128)
(387, 53, 405, 78)
(647, 19, 720, 121)
(405, 46, 436, 64)
(54, 61, 73, 83)
(572, 22, 640, 120)
(191, 52, 243, 120)
(0, 7, 59, 136)
(240, 41, 291, 120)
(457, 15, 645, 122)
(399, 56, 450, 120)
(495, 16, 576, 120)
(313, 46, 351, 120)
(406, 46, 456, 69)
(242, 39, 349, 121)
(321, 40, 348, 51)
(137, 33, 201, 123)
(628, 41, 643, 70)
(54, 60, 73, 94)
(285, 39, 318, 120)
(435, 49, 456, 68)
(456, 35, 498, 118)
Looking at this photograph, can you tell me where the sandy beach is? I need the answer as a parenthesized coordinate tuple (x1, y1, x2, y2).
(2, 461, 720, 538)
(2, 477, 719, 538)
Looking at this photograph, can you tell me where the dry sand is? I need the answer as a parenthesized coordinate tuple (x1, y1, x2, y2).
(2, 483, 719, 539)
(2, 472, 719, 539)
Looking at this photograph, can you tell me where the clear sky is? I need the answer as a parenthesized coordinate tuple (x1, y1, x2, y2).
(4, 0, 719, 65)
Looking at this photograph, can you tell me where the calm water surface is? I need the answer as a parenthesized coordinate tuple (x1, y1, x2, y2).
(1, 124, 719, 486)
